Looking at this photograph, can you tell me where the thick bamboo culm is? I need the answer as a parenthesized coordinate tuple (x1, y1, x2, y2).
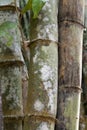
(0, 0, 24, 130)
(56, 0, 84, 130)
(24, 0, 58, 130)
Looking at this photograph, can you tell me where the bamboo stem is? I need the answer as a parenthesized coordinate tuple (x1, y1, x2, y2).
(24, 0, 58, 129)
(0, 0, 24, 130)
(56, 0, 84, 130)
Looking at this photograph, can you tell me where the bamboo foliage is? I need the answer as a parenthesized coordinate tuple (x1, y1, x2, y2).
(56, 0, 84, 130)
(0, 0, 24, 130)
(24, 0, 58, 130)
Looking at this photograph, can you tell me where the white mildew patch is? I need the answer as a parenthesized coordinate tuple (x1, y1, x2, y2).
(40, 64, 53, 81)
(43, 17, 49, 22)
(42, 0, 51, 12)
(36, 122, 49, 130)
(43, 81, 52, 89)
(48, 34, 55, 41)
(39, 28, 47, 38)
(44, 81, 57, 113)
(36, 23, 57, 41)
(34, 99, 44, 111)
(42, 2, 50, 10)
(40, 63, 57, 114)
(47, 89, 54, 111)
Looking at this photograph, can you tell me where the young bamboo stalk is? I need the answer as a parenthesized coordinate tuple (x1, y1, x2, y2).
(56, 0, 85, 130)
(24, 0, 58, 130)
(19, 0, 30, 40)
(0, 0, 24, 130)
(19, 0, 30, 114)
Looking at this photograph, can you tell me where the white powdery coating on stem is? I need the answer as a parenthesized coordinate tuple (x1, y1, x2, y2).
(36, 24, 57, 41)
(43, 17, 49, 22)
(43, 80, 57, 113)
(34, 99, 44, 111)
(40, 64, 57, 113)
(33, 45, 58, 114)
(42, 1, 51, 11)
(40, 65, 53, 81)
(43, 81, 52, 89)
(36, 122, 49, 130)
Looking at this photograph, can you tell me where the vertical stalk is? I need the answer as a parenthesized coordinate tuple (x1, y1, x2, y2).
(0, 0, 24, 130)
(24, 0, 58, 130)
(20, 0, 30, 40)
(56, 0, 84, 130)
(80, 0, 87, 129)
(19, 0, 30, 119)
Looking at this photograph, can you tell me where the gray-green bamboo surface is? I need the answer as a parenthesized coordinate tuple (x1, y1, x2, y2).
(24, 0, 58, 130)
(0, 0, 24, 130)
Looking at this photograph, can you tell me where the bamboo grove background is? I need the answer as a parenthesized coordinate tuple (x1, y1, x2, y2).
(0, 0, 87, 130)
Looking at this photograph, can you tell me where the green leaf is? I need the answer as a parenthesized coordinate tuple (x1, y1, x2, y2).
(22, 0, 32, 14)
(32, 0, 46, 18)
(21, 0, 47, 18)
